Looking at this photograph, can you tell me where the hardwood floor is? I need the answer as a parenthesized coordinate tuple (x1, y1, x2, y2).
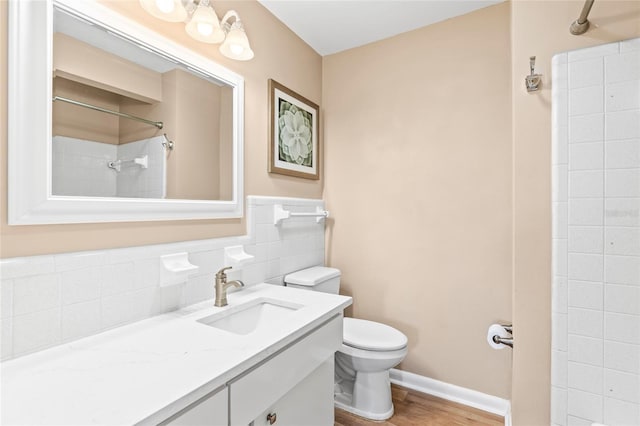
(334, 384, 504, 426)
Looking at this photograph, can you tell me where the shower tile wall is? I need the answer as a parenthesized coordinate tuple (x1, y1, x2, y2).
(52, 135, 166, 198)
(0, 196, 325, 361)
(117, 136, 166, 198)
(552, 38, 640, 426)
(52, 136, 117, 197)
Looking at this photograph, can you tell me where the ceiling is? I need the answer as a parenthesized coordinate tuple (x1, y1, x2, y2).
(258, 0, 504, 56)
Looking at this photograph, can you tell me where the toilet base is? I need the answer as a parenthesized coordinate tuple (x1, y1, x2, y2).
(334, 393, 394, 421)
(334, 369, 395, 421)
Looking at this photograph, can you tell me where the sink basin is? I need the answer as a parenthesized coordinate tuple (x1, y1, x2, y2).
(197, 298, 303, 335)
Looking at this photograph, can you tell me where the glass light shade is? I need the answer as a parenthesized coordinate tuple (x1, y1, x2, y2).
(185, 2, 225, 43)
(219, 21, 254, 61)
(139, 0, 187, 22)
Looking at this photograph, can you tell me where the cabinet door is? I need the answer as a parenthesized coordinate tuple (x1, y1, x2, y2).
(253, 358, 334, 426)
(163, 387, 228, 426)
(230, 315, 342, 425)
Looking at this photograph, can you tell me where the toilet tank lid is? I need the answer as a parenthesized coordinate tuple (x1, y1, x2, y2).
(284, 266, 341, 286)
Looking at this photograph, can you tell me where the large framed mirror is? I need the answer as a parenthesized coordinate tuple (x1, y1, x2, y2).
(8, 0, 244, 224)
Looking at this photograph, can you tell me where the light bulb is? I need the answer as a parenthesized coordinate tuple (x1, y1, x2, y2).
(155, 0, 175, 14)
(230, 44, 244, 55)
(197, 22, 214, 36)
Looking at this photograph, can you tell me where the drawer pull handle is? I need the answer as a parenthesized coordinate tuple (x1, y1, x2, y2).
(266, 412, 277, 424)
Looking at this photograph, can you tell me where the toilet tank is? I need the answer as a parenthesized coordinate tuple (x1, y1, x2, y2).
(284, 266, 341, 294)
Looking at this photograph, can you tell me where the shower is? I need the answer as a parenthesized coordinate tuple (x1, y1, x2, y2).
(551, 36, 640, 425)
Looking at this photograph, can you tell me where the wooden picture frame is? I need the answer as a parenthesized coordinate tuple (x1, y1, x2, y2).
(268, 79, 319, 180)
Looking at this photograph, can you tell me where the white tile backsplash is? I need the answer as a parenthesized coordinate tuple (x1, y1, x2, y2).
(0, 197, 326, 360)
(12, 308, 61, 356)
(13, 274, 61, 316)
(1, 279, 13, 319)
(61, 268, 101, 305)
(554, 38, 640, 424)
(62, 300, 101, 342)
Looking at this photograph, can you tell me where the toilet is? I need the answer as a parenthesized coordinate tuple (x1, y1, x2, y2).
(284, 266, 408, 421)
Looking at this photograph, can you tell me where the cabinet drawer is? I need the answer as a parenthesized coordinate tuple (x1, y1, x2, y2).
(253, 358, 334, 426)
(230, 315, 342, 426)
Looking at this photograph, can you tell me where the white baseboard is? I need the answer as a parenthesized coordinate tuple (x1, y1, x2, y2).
(390, 369, 512, 426)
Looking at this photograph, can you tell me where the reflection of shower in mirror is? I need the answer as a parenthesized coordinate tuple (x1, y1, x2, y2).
(52, 135, 167, 199)
(108, 155, 149, 172)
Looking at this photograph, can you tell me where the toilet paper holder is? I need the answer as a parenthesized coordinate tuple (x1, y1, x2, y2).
(492, 324, 513, 348)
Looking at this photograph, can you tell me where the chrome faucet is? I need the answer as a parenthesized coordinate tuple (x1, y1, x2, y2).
(214, 266, 244, 307)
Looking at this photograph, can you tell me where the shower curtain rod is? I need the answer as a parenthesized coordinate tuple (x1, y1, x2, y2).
(570, 0, 595, 35)
(52, 96, 164, 130)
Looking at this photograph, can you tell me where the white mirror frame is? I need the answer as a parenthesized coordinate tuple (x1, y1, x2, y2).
(8, 0, 244, 224)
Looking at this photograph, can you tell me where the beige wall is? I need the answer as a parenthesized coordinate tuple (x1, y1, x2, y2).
(510, 1, 640, 424)
(0, 0, 322, 258)
(53, 32, 163, 103)
(323, 3, 513, 399)
(168, 69, 222, 200)
(53, 77, 122, 144)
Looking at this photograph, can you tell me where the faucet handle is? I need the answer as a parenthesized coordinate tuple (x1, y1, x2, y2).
(216, 266, 233, 277)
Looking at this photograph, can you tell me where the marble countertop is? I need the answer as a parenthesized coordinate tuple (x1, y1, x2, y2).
(1, 284, 352, 425)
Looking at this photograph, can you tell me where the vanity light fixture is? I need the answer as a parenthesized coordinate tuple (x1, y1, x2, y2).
(139, 0, 254, 61)
(139, 0, 187, 22)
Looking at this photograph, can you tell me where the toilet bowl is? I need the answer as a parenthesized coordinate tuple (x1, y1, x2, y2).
(284, 267, 408, 421)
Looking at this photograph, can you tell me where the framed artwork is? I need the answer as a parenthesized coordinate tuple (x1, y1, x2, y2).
(268, 79, 319, 180)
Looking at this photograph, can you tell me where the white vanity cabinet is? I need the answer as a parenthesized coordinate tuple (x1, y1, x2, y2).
(159, 314, 342, 426)
(162, 386, 228, 426)
(252, 359, 334, 426)
(230, 315, 342, 425)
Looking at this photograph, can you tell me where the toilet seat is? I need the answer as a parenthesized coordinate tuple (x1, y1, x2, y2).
(343, 318, 407, 351)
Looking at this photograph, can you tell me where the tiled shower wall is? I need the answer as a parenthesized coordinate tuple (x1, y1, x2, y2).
(552, 38, 640, 425)
(52, 136, 117, 197)
(52, 135, 166, 198)
(0, 196, 325, 361)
